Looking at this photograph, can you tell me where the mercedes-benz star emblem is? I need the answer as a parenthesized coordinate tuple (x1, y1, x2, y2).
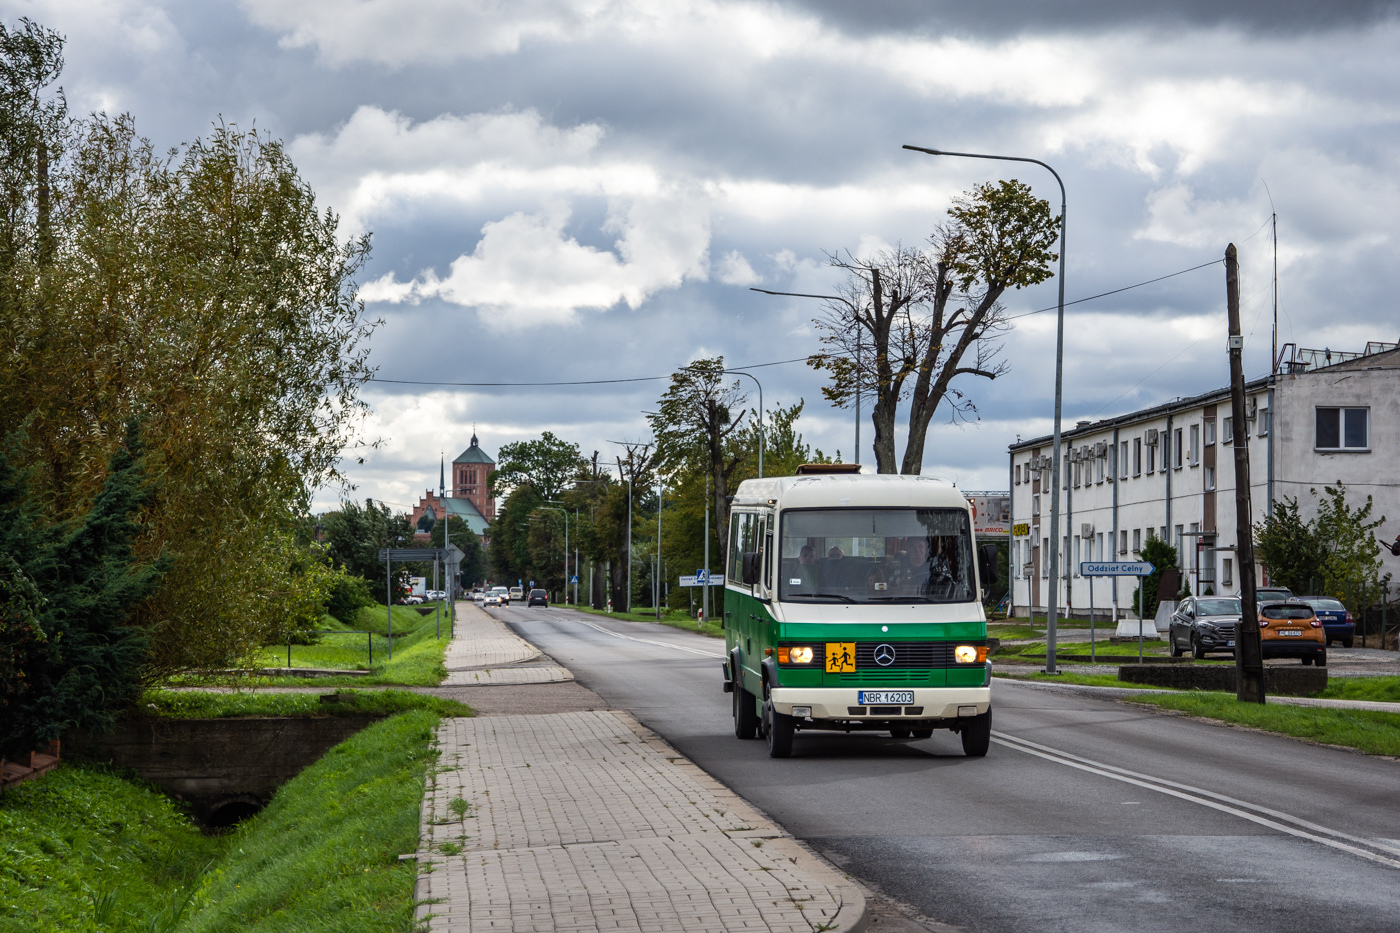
(873, 644, 896, 667)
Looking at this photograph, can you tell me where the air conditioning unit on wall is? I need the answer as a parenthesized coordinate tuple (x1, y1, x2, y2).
(1146, 429, 1159, 445)
(1094, 441, 1108, 456)
(1081, 523, 1093, 537)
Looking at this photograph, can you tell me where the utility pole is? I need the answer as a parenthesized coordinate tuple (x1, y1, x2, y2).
(703, 472, 711, 628)
(1227, 242, 1265, 704)
(655, 477, 663, 620)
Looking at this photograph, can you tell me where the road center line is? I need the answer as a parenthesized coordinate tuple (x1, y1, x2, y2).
(550, 612, 726, 659)
(992, 732, 1400, 870)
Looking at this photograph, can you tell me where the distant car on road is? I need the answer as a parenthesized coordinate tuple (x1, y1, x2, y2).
(527, 588, 548, 607)
(490, 586, 511, 606)
(1259, 601, 1326, 666)
(509, 586, 524, 602)
(1297, 596, 1355, 648)
(483, 592, 502, 607)
(472, 589, 485, 602)
(1169, 596, 1242, 659)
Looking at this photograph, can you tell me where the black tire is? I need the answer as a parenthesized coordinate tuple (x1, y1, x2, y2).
(767, 705, 795, 758)
(733, 680, 759, 740)
(911, 728, 934, 739)
(1170, 634, 1184, 658)
(1343, 637, 1354, 649)
(1192, 635, 1207, 660)
(1316, 649, 1327, 667)
(889, 726, 911, 739)
(961, 708, 992, 757)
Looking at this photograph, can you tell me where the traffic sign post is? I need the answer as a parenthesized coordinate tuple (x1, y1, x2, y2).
(1080, 562, 1156, 664)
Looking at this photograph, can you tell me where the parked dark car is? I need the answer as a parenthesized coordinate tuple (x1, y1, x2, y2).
(527, 588, 549, 607)
(1169, 596, 1242, 659)
(1297, 596, 1354, 648)
(1258, 601, 1326, 665)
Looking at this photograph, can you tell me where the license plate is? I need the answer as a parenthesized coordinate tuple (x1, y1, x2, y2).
(859, 690, 914, 705)
(1279, 630, 1303, 636)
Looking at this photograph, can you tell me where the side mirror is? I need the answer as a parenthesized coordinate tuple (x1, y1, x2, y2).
(741, 551, 760, 586)
(977, 543, 999, 588)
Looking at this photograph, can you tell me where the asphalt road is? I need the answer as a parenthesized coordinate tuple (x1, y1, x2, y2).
(490, 605, 1400, 933)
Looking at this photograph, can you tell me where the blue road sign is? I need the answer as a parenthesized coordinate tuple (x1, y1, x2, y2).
(570, 575, 579, 584)
(1080, 561, 1155, 577)
(696, 569, 709, 584)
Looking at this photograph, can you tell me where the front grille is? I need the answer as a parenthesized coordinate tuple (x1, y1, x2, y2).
(832, 671, 934, 685)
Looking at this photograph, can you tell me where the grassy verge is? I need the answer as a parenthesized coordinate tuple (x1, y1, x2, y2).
(1131, 692, 1400, 757)
(1315, 675, 1400, 704)
(141, 687, 471, 719)
(0, 711, 443, 932)
(988, 621, 1094, 639)
(571, 604, 724, 638)
(994, 671, 1156, 689)
(173, 605, 452, 688)
(1001, 638, 1175, 659)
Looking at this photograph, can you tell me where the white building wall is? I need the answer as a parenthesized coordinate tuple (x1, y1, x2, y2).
(1009, 349, 1399, 619)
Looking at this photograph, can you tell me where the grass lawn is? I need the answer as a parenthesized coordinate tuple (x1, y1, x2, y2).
(142, 687, 472, 719)
(1130, 692, 1400, 757)
(994, 671, 1157, 689)
(1004, 638, 1174, 659)
(1315, 675, 1400, 704)
(0, 711, 443, 932)
(572, 604, 724, 639)
(171, 605, 452, 688)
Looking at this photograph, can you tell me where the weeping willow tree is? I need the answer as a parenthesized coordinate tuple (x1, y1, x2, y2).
(0, 19, 376, 674)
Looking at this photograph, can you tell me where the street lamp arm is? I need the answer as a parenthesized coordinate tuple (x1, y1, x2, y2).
(901, 145, 1065, 205)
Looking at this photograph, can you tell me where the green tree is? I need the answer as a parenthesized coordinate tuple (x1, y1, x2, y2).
(1132, 536, 1180, 622)
(490, 432, 583, 501)
(1314, 483, 1390, 607)
(0, 423, 163, 758)
(0, 23, 377, 674)
(320, 499, 414, 603)
(808, 180, 1059, 472)
(650, 358, 746, 555)
(1255, 497, 1328, 593)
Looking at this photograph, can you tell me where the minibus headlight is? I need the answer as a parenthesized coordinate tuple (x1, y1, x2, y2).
(954, 645, 987, 664)
(790, 646, 814, 664)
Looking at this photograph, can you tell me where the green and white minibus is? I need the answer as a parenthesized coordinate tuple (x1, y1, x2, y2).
(722, 466, 999, 758)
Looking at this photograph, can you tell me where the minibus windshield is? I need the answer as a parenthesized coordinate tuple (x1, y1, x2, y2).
(779, 507, 974, 603)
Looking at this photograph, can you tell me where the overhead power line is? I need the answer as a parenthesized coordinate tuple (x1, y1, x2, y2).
(368, 258, 1222, 388)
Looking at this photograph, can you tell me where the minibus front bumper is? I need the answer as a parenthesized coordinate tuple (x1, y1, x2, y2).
(767, 684, 990, 721)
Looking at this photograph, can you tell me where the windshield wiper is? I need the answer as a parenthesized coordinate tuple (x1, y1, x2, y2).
(787, 592, 857, 603)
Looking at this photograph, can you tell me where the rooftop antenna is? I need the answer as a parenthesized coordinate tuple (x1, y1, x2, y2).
(1262, 180, 1278, 374)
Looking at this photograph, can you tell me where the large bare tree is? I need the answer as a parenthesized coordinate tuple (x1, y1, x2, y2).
(808, 180, 1059, 473)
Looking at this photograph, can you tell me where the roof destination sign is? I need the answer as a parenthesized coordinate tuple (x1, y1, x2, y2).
(1080, 561, 1155, 577)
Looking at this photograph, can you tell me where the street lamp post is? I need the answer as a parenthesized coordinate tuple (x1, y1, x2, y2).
(543, 503, 570, 604)
(903, 144, 1068, 674)
(751, 288, 863, 465)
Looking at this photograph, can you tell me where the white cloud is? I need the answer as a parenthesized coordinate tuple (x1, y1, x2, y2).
(715, 249, 759, 285)
(366, 198, 709, 328)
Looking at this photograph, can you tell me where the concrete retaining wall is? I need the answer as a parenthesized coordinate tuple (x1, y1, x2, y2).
(1118, 664, 1326, 696)
(64, 716, 381, 824)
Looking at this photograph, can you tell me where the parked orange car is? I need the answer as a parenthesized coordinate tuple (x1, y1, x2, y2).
(1258, 601, 1326, 666)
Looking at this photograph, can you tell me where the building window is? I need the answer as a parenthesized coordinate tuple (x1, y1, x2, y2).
(1223, 558, 1233, 586)
(1257, 408, 1270, 436)
(1188, 424, 1199, 466)
(1032, 494, 1041, 516)
(1014, 464, 1020, 485)
(1223, 417, 1233, 444)
(1073, 536, 1081, 575)
(1146, 440, 1156, 474)
(1316, 407, 1369, 451)
(1133, 438, 1142, 476)
(1097, 532, 1104, 560)
(1174, 525, 1184, 566)
(1120, 530, 1128, 555)
(1096, 455, 1104, 484)
(1041, 539, 1049, 578)
(1173, 428, 1184, 470)
(1132, 528, 1142, 553)
(1119, 442, 1128, 479)
(1204, 420, 1216, 446)
(1205, 465, 1216, 491)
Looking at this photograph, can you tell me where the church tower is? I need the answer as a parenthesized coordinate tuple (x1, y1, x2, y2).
(452, 433, 496, 521)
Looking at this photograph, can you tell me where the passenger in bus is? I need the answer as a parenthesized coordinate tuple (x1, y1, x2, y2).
(792, 545, 819, 590)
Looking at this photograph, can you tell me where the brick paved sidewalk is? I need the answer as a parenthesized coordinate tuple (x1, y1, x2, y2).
(414, 710, 866, 933)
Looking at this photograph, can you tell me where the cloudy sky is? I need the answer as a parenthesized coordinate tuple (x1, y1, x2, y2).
(15, 0, 1400, 511)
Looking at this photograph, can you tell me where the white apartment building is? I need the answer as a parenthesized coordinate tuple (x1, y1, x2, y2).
(1006, 342, 1400, 621)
